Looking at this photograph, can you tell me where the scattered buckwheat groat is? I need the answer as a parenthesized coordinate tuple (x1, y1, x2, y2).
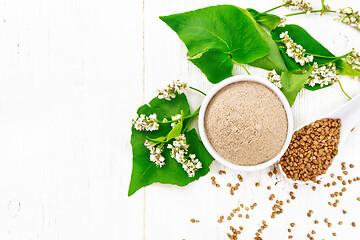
(190, 218, 199, 223)
(280, 118, 341, 182)
(210, 176, 221, 188)
(209, 148, 360, 239)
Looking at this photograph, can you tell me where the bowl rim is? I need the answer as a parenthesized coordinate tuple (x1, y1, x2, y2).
(198, 75, 294, 172)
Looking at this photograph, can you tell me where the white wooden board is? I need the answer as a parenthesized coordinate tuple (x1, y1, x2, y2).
(0, 0, 360, 239)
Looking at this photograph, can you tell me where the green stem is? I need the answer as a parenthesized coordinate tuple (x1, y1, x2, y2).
(189, 86, 207, 96)
(321, 0, 325, 8)
(277, 45, 351, 60)
(305, 52, 351, 59)
(152, 107, 201, 143)
(262, 5, 283, 14)
(338, 79, 352, 100)
(158, 107, 200, 124)
(320, 0, 333, 15)
(240, 64, 251, 75)
(285, 9, 336, 17)
(158, 119, 176, 124)
(184, 107, 200, 121)
(182, 107, 200, 133)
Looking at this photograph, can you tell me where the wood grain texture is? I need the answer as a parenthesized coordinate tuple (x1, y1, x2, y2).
(143, 0, 360, 239)
(0, 0, 144, 239)
(0, 0, 359, 239)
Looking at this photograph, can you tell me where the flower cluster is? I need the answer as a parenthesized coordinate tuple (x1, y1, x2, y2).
(170, 114, 181, 128)
(167, 134, 202, 177)
(306, 62, 338, 87)
(144, 140, 165, 167)
(267, 70, 282, 89)
(336, 7, 360, 30)
(345, 48, 360, 71)
(282, 0, 313, 12)
(132, 114, 159, 131)
(158, 80, 188, 100)
(280, 31, 314, 66)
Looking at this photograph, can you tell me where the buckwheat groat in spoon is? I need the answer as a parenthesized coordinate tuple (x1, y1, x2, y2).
(279, 93, 360, 183)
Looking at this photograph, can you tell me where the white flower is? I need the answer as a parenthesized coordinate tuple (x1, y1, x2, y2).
(280, 31, 313, 66)
(267, 70, 282, 89)
(167, 134, 202, 177)
(170, 114, 181, 128)
(345, 48, 360, 71)
(132, 114, 160, 131)
(336, 7, 360, 31)
(144, 140, 166, 167)
(298, 59, 305, 66)
(306, 62, 338, 87)
(282, 0, 313, 12)
(158, 80, 188, 100)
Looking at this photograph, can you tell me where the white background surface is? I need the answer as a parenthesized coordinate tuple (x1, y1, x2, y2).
(0, 0, 359, 239)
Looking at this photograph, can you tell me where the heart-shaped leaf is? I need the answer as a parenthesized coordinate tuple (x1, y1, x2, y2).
(160, 5, 270, 83)
(128, 94, 214, 196)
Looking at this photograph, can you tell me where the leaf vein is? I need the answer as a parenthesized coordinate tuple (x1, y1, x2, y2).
(188, 26, 230, 50)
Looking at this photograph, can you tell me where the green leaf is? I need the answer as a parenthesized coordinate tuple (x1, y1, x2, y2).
(304, 83, 333, 91)
(146, 136, 167, 143)
(247, 8, 281, 31)
(182, 107, 200, 133)
(160, 5, 270, 83)
(145, 94, 191, 120)
(165, 120, 183, 141)
(335, 59, 360, 77)
(190, 49, 233, 83)
(128, 95, 214, 196)
(183, 108, 200, 133)
(271, 25, 339, 72)
(249, 18, 288, 72)
(280, 66, 314, 106)
(185, 128, 214, 175)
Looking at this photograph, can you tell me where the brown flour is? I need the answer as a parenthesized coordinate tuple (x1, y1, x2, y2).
(204, 81, 288, 166)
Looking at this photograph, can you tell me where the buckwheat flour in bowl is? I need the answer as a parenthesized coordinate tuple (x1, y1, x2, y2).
(198, 75, 293, 171)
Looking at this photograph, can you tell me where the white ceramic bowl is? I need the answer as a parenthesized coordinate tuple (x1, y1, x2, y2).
(198, 75, 294, 172)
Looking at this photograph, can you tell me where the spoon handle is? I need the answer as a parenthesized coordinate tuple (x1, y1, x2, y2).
(328, 93, 360, 144)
